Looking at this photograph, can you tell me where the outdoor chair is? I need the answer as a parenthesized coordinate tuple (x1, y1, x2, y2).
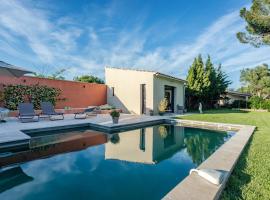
(18, 103, 39, 123)
(40, 102, 64, 120)
(176, 105, 184, 114)
(74, 107, 98, 119)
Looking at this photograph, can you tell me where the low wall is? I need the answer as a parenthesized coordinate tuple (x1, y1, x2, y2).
(0, 76, 107, 109)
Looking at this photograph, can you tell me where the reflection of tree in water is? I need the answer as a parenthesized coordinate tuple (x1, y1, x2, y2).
(110, 134, 120, 144)
(184, 128, 227, 166)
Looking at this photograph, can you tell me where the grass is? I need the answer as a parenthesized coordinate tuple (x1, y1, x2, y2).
(176, 109, 270, 200)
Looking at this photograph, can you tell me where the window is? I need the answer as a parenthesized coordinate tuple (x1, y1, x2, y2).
(112, 87, 115, 96)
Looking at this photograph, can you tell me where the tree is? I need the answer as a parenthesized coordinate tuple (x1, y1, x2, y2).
(34, 69, 66, 80)
(186, 55, 210, 98)
(186, 55, 231, 109)
(240, 64, 270, 99)
(204, 55, 217, 100)
(73, 75, 104, 84)
(237, 0, 270, 47)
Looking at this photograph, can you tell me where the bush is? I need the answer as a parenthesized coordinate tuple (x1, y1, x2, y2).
(3, 84, 61, 110)
(261, 100, 270, 111)
(110, 110, 120, 118)
(158, 98, 168, 113)
(249, 96, 264, 109)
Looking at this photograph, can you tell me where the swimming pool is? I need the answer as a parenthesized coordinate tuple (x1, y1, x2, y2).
(0, 124, 233, 200)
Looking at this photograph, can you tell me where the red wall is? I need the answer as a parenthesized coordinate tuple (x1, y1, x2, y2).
(0, 76, 107, 109)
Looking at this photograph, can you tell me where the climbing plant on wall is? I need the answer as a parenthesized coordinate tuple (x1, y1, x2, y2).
(3, 84, 61, 110)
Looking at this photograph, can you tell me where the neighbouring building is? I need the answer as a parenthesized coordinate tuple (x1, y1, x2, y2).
(219, 90, 251, 106)
(105, 67, 186, 115)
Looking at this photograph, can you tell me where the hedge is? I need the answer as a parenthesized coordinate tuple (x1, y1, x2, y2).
(3, 84, 61, 110)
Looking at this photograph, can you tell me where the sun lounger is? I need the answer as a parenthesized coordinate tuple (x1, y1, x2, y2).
(18, 103, 39, 123)
(74, 107, 98, 119)
(41, 102, 64, 120)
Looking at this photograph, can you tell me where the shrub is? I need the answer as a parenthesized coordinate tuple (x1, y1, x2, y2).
(3, 84, 61, 110)
(261, 100, 270, 111)
(158, 98, 168, 113)
(110, 110, 120, 118)
(249, 96, 264, 109)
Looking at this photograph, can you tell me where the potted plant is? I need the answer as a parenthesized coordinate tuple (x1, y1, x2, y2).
(110, 110, 120, 124)
(158, 98, 168, 115)
(158, 125, 168, 138)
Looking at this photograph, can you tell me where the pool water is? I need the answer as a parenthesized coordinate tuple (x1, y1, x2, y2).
(0, 124, 233, 200)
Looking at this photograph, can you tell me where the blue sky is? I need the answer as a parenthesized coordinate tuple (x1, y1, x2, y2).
(0, 0, 270, 88)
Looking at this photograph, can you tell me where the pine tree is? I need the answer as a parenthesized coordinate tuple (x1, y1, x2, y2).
(237, 0, 270, 47)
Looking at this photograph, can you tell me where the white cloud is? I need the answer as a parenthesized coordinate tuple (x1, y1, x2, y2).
(0, 0, 269, 87)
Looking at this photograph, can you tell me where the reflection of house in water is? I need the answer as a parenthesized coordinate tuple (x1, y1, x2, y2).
(105, 125, 185, 164)
(0, 130, 107, 168)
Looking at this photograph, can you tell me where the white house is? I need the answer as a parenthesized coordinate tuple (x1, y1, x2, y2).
(105, 67, 186, 115)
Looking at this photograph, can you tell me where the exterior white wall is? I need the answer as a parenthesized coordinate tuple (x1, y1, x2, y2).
(105, 68, 154, 114)
(153, 76, 185, 114)
(105, 67, 185, 115)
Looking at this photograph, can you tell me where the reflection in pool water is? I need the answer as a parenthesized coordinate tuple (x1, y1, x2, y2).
(0, 124, 232, 200)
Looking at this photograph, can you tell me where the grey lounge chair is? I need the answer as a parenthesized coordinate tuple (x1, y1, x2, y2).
(74, 107, 98, 119)
(41, 102, 64, 120)
(177, 105, 184, 114)
(18, 103, 39, 123)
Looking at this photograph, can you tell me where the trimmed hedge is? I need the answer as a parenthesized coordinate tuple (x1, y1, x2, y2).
(3, 84, 61, 110)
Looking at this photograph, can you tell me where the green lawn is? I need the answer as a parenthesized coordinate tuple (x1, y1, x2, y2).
(176, 109, 270, 200)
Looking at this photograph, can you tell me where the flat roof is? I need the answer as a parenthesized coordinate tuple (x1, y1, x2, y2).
(226, 90, 251, 97)
(105, 67, 186, 83)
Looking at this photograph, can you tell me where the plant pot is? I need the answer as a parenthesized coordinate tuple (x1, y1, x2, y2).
(112, 117, 119, 124)
(159, 112, 164, 116)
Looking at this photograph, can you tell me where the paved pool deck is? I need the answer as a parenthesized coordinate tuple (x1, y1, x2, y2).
(163, 120, 256, 200)
(0, 114, 167, 149)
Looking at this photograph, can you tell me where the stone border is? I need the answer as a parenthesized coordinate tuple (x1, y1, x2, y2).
(163, 119, 256, 200)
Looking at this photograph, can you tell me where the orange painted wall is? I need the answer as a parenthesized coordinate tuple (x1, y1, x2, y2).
(0, 76, 107, 109)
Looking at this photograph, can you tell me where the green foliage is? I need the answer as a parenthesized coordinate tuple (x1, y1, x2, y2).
(3, 84, 61, 110)
(186, 55, 231, 109)
(158, 98, 168, 113)
(73, 75, 104, 84)
(33, 69, 66, 80)
(249, 96, 270, 110)
(177, 110, 270, 199)
(110, 110, 120, 117)
(237, 0, 270, 47)
(0, 91, 4, 102)
(240, 64, 270, 99)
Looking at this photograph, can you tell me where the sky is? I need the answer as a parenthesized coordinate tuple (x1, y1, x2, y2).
(0, 0, 270, 88)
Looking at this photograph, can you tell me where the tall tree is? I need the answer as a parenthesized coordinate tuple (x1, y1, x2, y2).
(237, 0, 270, 47)
(204, 55, 217, 99)
(186, 55, 231, 109)
(74, 75, 104, 84)
(187, 55, 210, 98)
(240, 64, 270, 99)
